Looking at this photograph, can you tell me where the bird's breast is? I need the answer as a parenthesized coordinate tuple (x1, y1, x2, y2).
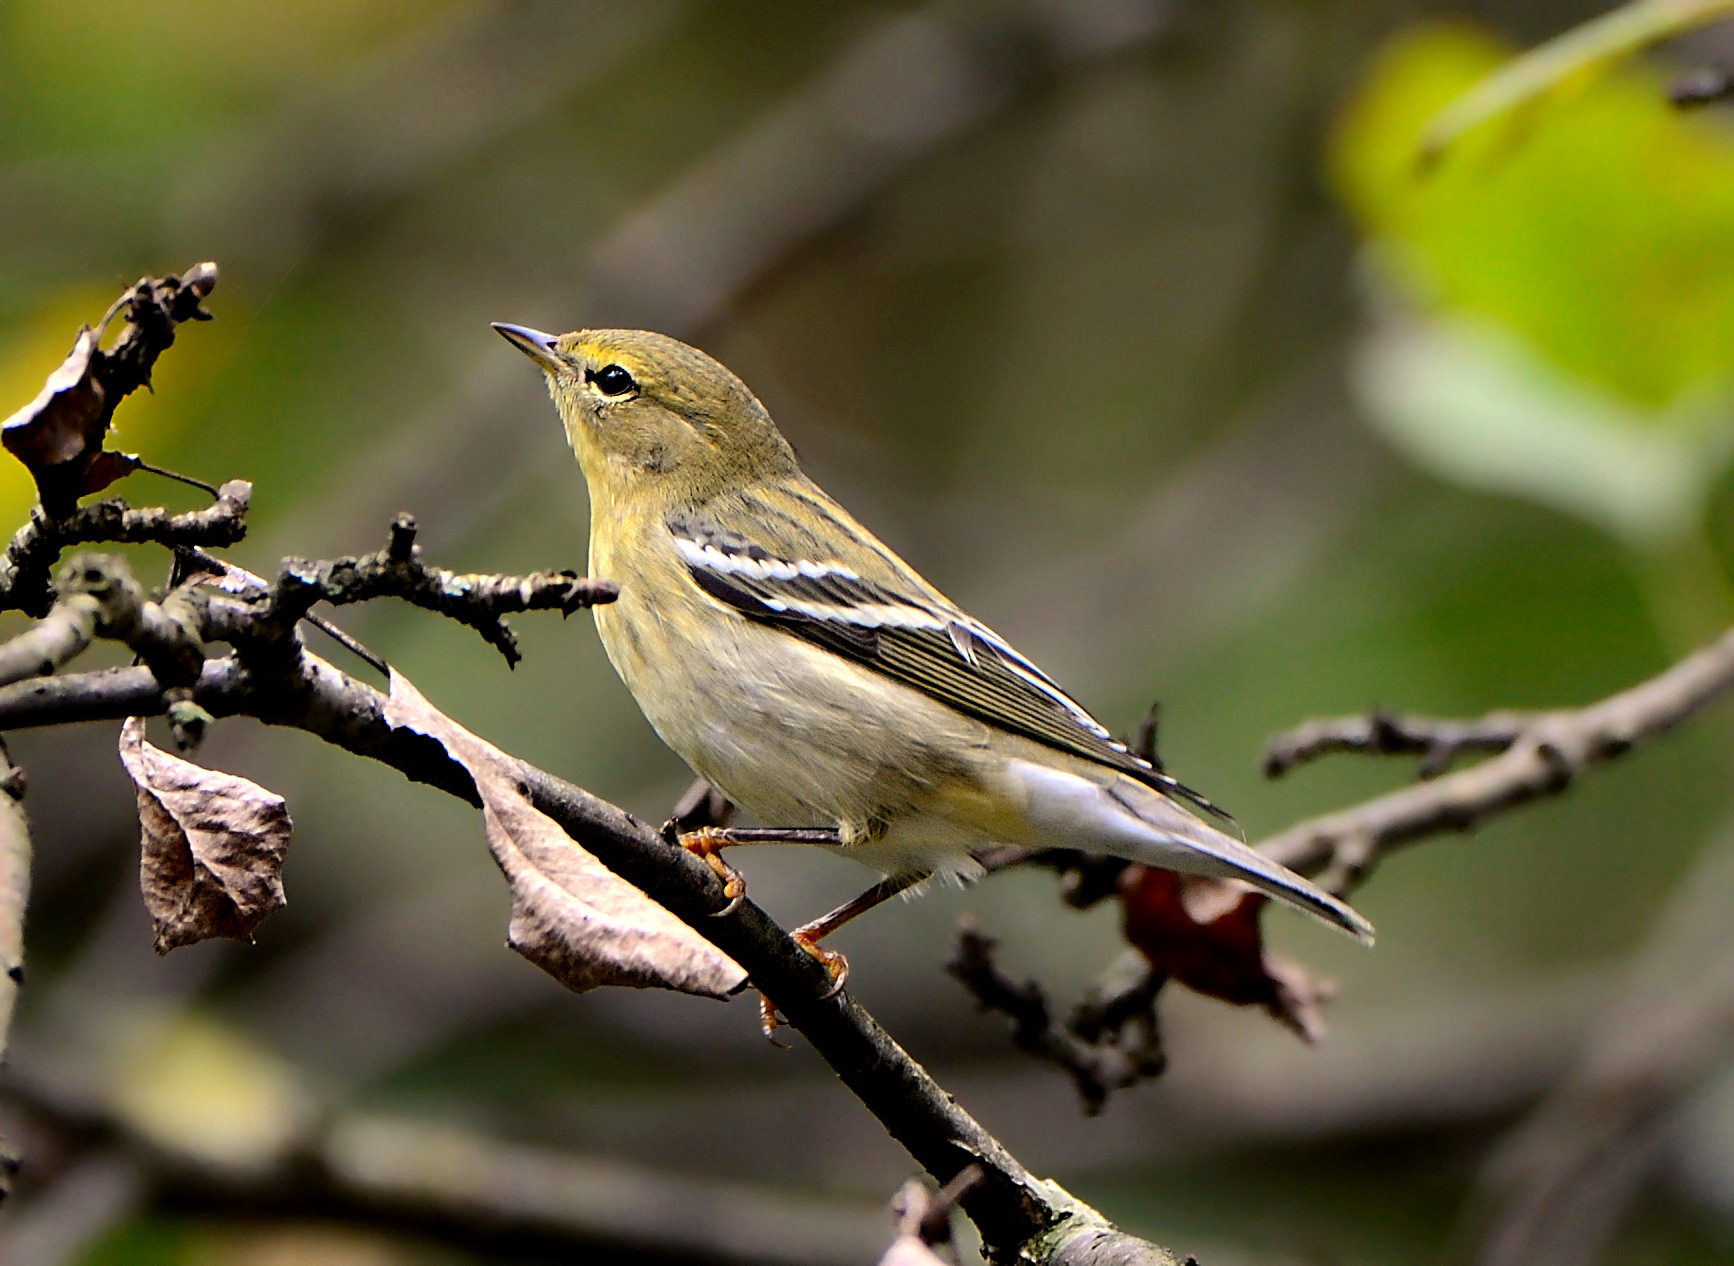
(586, 530, 991, 849)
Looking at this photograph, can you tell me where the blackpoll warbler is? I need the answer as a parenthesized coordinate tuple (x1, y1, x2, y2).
(495, 324, 1373, 971)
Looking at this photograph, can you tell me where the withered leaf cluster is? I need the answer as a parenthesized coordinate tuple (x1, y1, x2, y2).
(118, 674, 745, 1001)
(1, 264, 216, 512)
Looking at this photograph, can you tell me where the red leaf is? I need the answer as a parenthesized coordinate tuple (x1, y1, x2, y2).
(1119, 866, 1334, 1041)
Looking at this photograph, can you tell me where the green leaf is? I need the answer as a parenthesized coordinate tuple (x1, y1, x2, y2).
(1354, 306, 1734, 549)
(1331, 23, 1734, 412)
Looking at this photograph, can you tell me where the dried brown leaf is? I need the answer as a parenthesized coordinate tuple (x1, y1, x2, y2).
(3, 329, 105, 470)
(384, 671, 745, 999)
(0, 327, 144, 500)
(119, 717, 292, 953)
(77, 449, 143, 497)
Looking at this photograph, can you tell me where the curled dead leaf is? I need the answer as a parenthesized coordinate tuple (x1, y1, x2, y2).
(3, 329, 105, 467)
(0, 326, 145, 502)
(383, 671, 745, 999)
(119, 717, 292, 953)
(1119, 866, 1334, 1042)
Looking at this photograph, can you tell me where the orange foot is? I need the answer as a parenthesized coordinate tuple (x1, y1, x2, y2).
(758, 927, 850, 1041)
(677, 826, 747, 915)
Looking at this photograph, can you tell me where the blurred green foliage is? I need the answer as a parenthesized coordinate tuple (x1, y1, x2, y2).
(1333, 22, 1734, 413)
(1331, 24, 1734, 562)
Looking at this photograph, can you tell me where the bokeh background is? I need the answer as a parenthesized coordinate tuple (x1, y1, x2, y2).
(4, 1, 1734, 1263)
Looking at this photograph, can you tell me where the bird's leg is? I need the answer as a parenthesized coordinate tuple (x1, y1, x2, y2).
(791, 872, 923, 979)
(673, 826, 843, 916)
(760, 872, 925, 1037)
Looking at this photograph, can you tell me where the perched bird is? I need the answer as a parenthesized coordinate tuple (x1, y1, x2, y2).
(495, 324, 1373, 981)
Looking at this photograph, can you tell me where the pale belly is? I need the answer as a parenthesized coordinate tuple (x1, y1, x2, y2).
(593, 581, 999, 878)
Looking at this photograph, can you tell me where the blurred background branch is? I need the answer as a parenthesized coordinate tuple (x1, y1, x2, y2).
(268, 0, 1185, 563)
(1467, 816, 1734, 1266)
(1258, 623, 1734, 889)
(0, 740, 28, 1205)
(5, 1069, 893, 1266)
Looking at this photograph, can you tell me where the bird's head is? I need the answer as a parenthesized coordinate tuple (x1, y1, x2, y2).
(493, 325, 798, 508)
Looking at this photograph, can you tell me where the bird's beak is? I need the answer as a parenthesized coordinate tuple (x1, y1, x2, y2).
(492, 322, 562, 372)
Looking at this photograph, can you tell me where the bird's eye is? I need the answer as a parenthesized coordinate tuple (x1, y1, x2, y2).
(587, 364, 637, 397)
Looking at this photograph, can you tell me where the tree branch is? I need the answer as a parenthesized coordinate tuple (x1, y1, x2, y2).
(0, 740, 26, 1200)
(20, 545, 1725, 1244)
(1259, 625, 1734, 893)
(956, 626, 1734, 1111)
(0, 480, 250, 618)
(948, 924, 1165, 1116)
(12, 488, 1729, 1261)
(180, 513, 616, 673)
(0, 262, 1179, 1261)
(0, 549, 1106, 1255)
(1263, 707, 1531, 780)
(266, 514, 617, 667)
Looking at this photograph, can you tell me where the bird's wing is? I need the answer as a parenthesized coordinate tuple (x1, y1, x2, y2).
(667, 513, 1223, 816)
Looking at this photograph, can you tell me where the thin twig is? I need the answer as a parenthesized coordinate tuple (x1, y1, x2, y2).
(670, 776, 734, 832)
(265, 514, 617, 667)
(884, 1164, 985, 1264)
(1263, 707, 1532, 780)
(301, 612, 390, 676)
(948, 924, 1165, 1116)
(1258, 625, 1734, 893)
(0, 480, 251, 618)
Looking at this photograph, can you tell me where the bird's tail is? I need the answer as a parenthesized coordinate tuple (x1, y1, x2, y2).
(1010, 761, 1374, 944)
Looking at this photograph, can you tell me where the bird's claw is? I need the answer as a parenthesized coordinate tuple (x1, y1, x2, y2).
(756, 930, 850, 1042)
(759, 996, 790, 1045)
(677, 825, 748, 914)
(794, 930, 850, 999)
